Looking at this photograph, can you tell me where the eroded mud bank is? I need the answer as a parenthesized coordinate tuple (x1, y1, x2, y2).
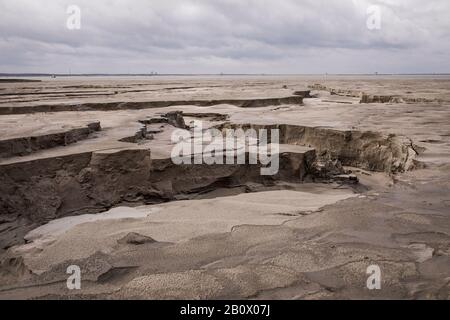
(0, 122, 100, 158)
(0, 96, 304, 115)
(309, 83, 441, 103)
(0, 117, 420, 249)
(217, 123, 419, 173)
(0, 146, 318, 248)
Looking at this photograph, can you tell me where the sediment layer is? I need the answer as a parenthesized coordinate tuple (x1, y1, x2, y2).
(0, 96, 303, 115)
(0, 145, 316, 249)
(0, 122, 101, 158)
(217, 123, 418, 173)
(309, 83, 440, 104)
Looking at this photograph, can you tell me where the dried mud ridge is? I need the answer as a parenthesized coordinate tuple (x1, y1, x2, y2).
(0, 96, 304, 115)
(308, 84, 442, 104)
(0, 110, 421, 249)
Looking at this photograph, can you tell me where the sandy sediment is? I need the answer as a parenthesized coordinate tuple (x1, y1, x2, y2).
(0, 76, 449, 299)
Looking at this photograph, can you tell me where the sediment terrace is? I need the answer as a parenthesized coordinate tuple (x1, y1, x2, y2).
(0, 76, 449, 299)
(0, 113, 418, 249)
(0, 96, 304, 115)
(308, 83, 443, 103)
(0, 122, 101, 158)
(216, 123, 418, 173)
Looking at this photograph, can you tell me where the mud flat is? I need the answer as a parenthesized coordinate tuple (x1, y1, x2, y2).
(0, 75, 449, 299)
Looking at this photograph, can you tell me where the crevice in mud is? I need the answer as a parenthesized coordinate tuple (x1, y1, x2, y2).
(293, 90, 312, 98)
(0, 79, 41, 83)
(139, 111, 228, 128)
(118, 125, 153, 143)
(0, 122, 101, 159)
(182, 112, 229, 121)
(123, 111, 193, 143)
(126, 111, 230, 144)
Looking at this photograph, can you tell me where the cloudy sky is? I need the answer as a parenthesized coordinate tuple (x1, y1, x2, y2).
(0, 0, 449, 74)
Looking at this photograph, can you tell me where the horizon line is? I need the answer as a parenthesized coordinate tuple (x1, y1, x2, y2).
(1, 72, 450, 77)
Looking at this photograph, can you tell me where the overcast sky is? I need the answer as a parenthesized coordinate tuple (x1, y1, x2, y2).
(0, 0, 449, 74)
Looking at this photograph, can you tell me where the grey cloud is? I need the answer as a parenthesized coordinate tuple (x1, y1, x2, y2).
(0, 0, 449, 73)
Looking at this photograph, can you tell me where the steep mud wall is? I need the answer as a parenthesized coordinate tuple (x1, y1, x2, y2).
(0, 150, 152, 248)
(217, 123, 417, 173)
(0, 147, 315, 249)
(0, 122, 101, 158)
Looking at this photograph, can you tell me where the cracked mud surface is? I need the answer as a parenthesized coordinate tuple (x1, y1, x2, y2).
(0, 75, 449, 300)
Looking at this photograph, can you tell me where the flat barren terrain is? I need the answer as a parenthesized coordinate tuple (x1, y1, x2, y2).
(0, 75, 449, 299)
